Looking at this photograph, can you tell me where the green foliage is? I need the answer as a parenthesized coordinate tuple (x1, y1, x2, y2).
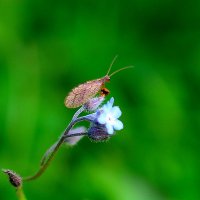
(0, 0, 199, 199)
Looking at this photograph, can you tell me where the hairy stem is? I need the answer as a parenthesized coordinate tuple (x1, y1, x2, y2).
(23, 116, 89, 182)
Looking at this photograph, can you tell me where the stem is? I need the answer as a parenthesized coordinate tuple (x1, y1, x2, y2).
(23, 136, 65, 181)
(23, 116, 89, 182)
(71, 106, 85, 121)
(65, 132, 87, 138)
(16, 187, 27, 200)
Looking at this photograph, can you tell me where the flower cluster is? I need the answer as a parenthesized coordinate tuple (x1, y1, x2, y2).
(86, 97, 123, 142)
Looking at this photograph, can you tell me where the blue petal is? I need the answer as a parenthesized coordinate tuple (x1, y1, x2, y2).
(105, 102, 112, 111)
(111, 106, 122, 118)
(109, 97, 114, 106)
(97, 113, 106, 124)
(113, 120, 123, 130)
(105, 97, 114, 110)
(106, 123, 114, 134)
(102, 105, 110, 113)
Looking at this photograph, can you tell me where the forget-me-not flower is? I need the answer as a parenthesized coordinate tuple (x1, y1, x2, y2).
(85, 97, 124, 142)
(97, 97, 123, 134)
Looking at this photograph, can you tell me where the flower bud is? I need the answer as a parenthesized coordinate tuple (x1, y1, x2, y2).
(84, 97, 104, 112)
(2, 169, 22, 188)
(87, 123, 111, 142)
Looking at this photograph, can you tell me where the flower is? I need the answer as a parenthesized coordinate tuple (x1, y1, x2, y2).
(97, 97, 123, 134)
(84, 97, 123, 142)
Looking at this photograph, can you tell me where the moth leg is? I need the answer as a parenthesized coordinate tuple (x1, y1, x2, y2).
(100, 88, 110, 97)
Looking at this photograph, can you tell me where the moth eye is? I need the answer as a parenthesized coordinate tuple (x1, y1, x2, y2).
(101, 88, 110, 96)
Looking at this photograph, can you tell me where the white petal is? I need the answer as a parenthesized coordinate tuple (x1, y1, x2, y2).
(113, 120, 123, 130)
(97, 113, 106, 124)
(106, 123, 114, 134)
(111, 106, 122, 118)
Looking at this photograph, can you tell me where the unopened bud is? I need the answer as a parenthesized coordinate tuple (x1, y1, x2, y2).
(2, 169, 22, 188)
(88, 123, 111, 142)
(84, 97, 104, 112)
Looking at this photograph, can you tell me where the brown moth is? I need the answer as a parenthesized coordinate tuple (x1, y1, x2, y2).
(64, 56, 133, 108)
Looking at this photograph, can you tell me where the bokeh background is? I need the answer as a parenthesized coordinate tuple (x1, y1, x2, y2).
(0, 0, 200, 200)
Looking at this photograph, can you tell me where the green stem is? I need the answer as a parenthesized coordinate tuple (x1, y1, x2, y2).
(23, 136, 65, 181)
(23, 116, 88, 182)
(16, 187, 27, 200)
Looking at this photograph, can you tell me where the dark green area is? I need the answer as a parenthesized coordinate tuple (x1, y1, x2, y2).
(0, 1, 199, 200)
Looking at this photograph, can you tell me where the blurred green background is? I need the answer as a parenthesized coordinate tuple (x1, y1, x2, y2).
(0, 0, 200, 200)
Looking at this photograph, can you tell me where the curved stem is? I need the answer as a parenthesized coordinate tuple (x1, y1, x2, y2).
(23, 116, 89, 182)
(23, 136, 65, 181)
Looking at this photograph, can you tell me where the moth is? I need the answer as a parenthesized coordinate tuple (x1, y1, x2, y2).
(64, 56, 133, 108)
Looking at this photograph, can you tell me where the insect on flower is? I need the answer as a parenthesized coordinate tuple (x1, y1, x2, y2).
(64, 56, 133, 108)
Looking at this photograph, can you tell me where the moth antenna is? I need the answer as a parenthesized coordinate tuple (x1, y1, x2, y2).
(106, 55, 118, 75)
(109, 66, 134, 77)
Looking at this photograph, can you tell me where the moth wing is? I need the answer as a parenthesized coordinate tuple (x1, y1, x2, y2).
(65, 79, 103, 108)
